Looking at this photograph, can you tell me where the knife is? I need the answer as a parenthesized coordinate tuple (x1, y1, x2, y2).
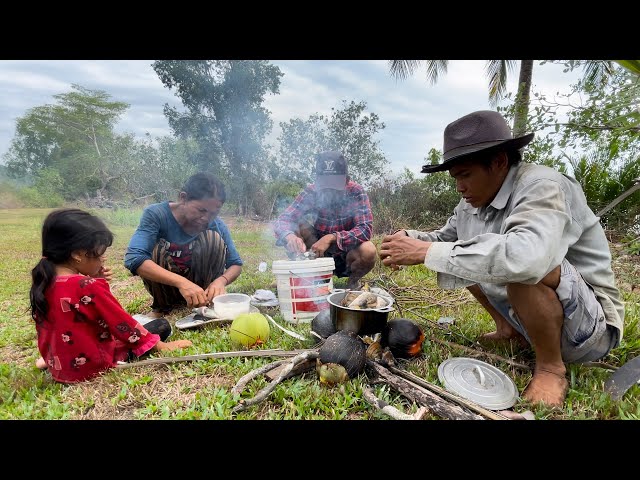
(603, 354, 640, 401)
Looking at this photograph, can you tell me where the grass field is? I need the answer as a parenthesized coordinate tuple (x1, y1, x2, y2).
(1, 208, 639, 420)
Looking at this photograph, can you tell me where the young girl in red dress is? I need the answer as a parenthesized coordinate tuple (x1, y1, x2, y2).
(30, 208, 192, 383)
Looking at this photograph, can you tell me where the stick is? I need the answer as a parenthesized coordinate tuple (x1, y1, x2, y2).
(362, 386, 427, 420)
(367, 361, 484, 420)
(116, 348, 315, 369)
(596, 178, 640, 217)
(233, 350, 320, 413)
(431, 337, 532, 371)
(388, 367, 510, 420)
(231, 360, 290, 396)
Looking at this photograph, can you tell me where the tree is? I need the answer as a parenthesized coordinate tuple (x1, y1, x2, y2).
(2, 84, 135, 201)
(387, 60, 616, 140)
(388, 60, 534, 137)
(515, 66, 640, 233)
(616, 60, 640, 76)
(152, 60, 283, 215)
(275, 100, 388, 187)
(3, 84, 129, 178)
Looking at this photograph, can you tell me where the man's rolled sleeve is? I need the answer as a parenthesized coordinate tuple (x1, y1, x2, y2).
(424, 241, 455, 272)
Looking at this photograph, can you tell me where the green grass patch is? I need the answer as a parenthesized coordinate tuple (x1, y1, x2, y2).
(1, 207, 639, 420)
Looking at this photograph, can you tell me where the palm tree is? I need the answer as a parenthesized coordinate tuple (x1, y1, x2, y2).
(388, 60, 615, 137)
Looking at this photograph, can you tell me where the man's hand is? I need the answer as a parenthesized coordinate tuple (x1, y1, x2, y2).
(204, 277, 227, 303)
(177, 279, 209, 308)
(285, 233, 306, 254)
(94, 266, 113, 283)
(310, 234, 335, 258)
(379, 233, 431, 269)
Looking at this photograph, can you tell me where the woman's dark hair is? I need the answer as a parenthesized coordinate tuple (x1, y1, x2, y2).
(182, 172, 226, 203)
(30, 208, 114, 322)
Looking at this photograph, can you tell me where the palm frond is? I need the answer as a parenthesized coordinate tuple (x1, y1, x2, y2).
(486, 60, 515, 106)
(388, 60, 422, 81)
(425, 60, 448, 85)
(582, 61, 615, 89)
(615, 60, 640, 76)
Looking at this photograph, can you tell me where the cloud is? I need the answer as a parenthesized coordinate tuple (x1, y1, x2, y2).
(0, 59, 581, 175)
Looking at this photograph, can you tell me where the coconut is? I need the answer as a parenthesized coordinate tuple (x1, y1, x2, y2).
(229, 312, 271, 348)
(318, 330, 367, 379)
(380, 318, 425, 359)
(310, 309, 336, 340)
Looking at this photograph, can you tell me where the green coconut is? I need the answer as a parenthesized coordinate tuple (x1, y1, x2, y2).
(229, 312, 271, 348)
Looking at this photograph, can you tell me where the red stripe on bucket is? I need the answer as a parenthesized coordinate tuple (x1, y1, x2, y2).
(289, 274, 333, 315)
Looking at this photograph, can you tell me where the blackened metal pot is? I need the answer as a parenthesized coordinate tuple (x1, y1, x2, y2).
(327, 290, 394, 336)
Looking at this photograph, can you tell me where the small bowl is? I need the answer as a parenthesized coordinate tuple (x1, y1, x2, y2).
(213, 293, 251, 319)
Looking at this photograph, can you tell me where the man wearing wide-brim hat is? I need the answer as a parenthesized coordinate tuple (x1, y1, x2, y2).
(379, 110, 624, 408)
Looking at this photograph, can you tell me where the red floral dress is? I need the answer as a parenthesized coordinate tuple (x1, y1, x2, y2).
(35, 275, 160, 383)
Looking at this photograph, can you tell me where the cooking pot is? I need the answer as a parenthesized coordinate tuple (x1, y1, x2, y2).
(327, 289, 394, 336)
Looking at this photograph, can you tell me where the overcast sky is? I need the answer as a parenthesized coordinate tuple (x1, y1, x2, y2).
(0, 60, 581, 175)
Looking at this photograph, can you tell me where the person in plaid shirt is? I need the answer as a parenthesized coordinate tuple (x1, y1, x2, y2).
(272, 151, 376, 289)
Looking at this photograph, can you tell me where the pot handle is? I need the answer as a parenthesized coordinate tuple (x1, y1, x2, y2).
(331, 288, 347, 294)
(374, 304, 395, 313)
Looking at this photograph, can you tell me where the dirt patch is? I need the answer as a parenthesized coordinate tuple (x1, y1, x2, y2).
(0, 344, 35, 369)
(610, 243, 640, 293)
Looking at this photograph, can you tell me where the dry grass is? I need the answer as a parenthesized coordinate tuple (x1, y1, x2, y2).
(62, 367, 235, 420)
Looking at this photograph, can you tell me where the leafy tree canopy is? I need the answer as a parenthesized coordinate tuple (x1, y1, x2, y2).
(275, 100, 389, 187)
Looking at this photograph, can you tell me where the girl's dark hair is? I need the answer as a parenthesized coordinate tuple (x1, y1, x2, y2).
(30, 208, 114, 322)
(182, 172, 226, 203)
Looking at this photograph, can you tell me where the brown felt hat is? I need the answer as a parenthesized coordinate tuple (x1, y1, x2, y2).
(421, 110, 534, 173)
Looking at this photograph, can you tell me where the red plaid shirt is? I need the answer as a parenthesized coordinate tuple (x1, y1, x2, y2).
(273, 180, 373, 252)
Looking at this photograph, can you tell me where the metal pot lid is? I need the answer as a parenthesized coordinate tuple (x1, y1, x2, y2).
(437, 357, 519, 410)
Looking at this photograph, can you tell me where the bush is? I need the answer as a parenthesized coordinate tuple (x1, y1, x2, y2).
(368, 169, 459, 234)
(0, 182, 22, 208)
(16, 186, 64, 208)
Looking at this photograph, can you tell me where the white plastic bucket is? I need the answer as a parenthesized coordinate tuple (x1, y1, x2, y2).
(272, 257, 335, 324)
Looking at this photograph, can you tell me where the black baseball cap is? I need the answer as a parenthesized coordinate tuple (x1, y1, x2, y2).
(315, 151, 347, 190)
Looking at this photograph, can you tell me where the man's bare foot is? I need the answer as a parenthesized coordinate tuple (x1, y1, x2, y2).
(478, 330, 529, 349)
(522, 368, 568, 408)
(35, 357, 47, 369)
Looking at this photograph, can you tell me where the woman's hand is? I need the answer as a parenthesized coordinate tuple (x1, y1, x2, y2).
(204, 277, 228, 303)
(177, 279, 209, 308)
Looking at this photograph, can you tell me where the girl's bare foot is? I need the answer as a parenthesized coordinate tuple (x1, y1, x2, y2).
(155, 339, 192, 352)
(35, 357, 47, 369)
(522, 368, 568, 408)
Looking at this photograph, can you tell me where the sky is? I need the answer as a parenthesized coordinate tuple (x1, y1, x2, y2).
(0, 60, 582, 175)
